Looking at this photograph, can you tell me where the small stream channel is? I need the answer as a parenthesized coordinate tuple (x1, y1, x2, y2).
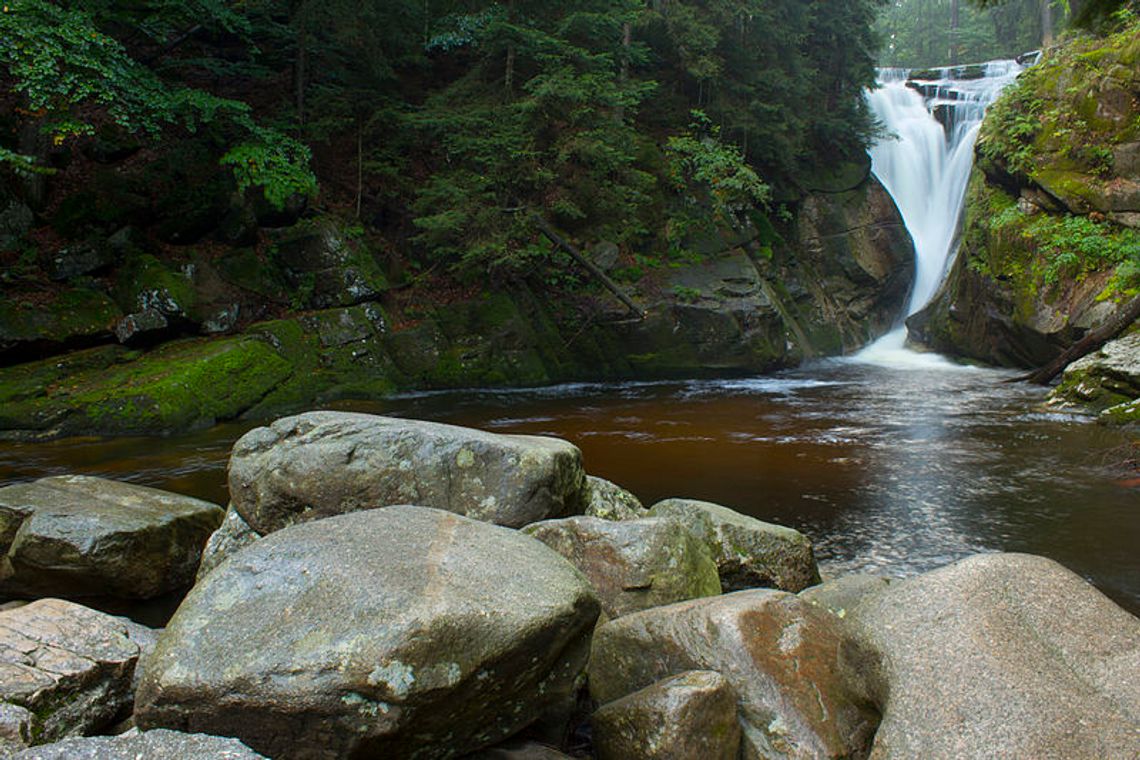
(2, 360, 1137, 615)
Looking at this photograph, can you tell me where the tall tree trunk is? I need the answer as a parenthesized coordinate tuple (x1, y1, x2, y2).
(1042, 0, 1055, 46)
(950, 0, 960, 65)
(355, 122, 364, 220)
(617, 21, 631, 122)
(295, 27, 307, 128)
(505, 0, 516, 94)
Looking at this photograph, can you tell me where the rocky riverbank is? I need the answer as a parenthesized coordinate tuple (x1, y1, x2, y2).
(0, 163, 913, 439)
(1, 413, 1136, 759)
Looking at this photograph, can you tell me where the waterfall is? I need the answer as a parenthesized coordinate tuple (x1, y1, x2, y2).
(857, 60, 1024, 365)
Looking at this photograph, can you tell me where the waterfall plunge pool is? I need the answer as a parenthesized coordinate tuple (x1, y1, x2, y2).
(1, 363, 1137, 616)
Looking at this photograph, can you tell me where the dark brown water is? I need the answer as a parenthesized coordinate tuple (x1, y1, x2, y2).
(2, 359, 1137, 614)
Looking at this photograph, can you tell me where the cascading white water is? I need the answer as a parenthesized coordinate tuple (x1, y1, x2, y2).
(857, 61, 1024, 366)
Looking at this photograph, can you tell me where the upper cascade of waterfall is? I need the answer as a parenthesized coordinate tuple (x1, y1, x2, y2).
(856, 58, 1027, 369)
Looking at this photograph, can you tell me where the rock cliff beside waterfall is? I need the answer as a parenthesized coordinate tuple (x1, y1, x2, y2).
(0, 167, 912, 439)
(907, 18, 1140, 422)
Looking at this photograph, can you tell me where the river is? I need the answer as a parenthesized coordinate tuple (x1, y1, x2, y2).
(1, 360, 1137, 615)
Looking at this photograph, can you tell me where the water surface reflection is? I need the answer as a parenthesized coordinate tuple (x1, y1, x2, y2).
(1, 360, 1136, 614)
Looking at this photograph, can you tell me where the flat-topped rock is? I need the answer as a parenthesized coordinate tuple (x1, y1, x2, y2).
(0, 476, 224, 600)
(136, 506, 600, 759)
(648, 498, 820, 592)
(523, 516, 720, 620)
(228, 412, 589, 533)
(0, 599, 151, 751)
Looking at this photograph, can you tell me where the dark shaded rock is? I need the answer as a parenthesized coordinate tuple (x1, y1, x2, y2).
(463, 738, 573, 759)
(647, 498, 820, 593)
(0, 475, 224, 600)
(271, 220, 387, 309)
(113, 309, 168, 344)
(523, 516, 720, 620)
(135, 506, 601, 760)
(583, 476, 646, 522)
(42, 242, 120, 282)
(590, 241, 621, 272)
(589, 590, 880, 760)
(591, 670, 740, 760)
(12, 729, 266, 759)
(0, 289, 121, 359)
(228, 412, 589, 533)
(840, 553, 1140, 759)
(0, 202, 33, 251)
(0, 599, 146, 747)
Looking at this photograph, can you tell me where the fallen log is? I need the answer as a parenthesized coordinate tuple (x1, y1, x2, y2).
(1008, 293, 1140, 385)
(531, 214, 646, 320)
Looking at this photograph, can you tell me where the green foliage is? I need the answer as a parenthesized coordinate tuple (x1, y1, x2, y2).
(666, 111, 770, 230)
(220, 129, 318, 210)
(0, 0, 314, 208)
(671, 284, 702, 303)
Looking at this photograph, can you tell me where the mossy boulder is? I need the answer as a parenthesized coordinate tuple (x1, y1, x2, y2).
(269, 219, 388, 309)
(1048, 331, 1140, 423)
(0, 289, 121, 358)
(0, 337, 293, 437)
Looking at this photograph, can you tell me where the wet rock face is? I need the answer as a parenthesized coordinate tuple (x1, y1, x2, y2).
(135, 506, 600, 760)
(0, 599, 152, 752)
(0, 475, 224, 601)
(523, 516, 721, 620)
(589, 590, 881, 760)
(228, 411, 590, 533)
(833, 553, 1140, 760)
(1048, 331, 1140, 424)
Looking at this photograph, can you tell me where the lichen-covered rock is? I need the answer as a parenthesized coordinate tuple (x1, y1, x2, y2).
(194, 505, 261, 582)
(647, 498, 820, 593)
(523, 516, 720, 620)
(135, 506, 600, 760)
(11, 729, 267, 759)
(1048, 331, 1140, 424)
(0, 289, 121, 359)
(463, 739, 574, 759)
(0, 476, 224, 600)
(583, 476, 646, 522)
(591, 670, 740, 760)
(0, 599, 149, 748)
(841, 553, 1140, 759)
(228, 412, 589, 533)
(589, 590, 880, 760)
(271, 219, 388, 309)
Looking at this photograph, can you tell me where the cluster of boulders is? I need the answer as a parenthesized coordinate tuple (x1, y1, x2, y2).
(1, 411, 1137, 758)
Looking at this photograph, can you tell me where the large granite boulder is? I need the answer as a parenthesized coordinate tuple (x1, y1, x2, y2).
(135, 506, 600, 759)
(0, 599, 151, 753)
(583, 476, 646, 522)
(228, 412, 589, 533)
(591, 670, 740, 760)
(522, 516, 720, 620)
(589, 590, 880, 759)
(0, 476, 224, 600)
(12, 729, 266, 759)
(839, 553, 1140, 759)
(647, 498, 820, 593)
